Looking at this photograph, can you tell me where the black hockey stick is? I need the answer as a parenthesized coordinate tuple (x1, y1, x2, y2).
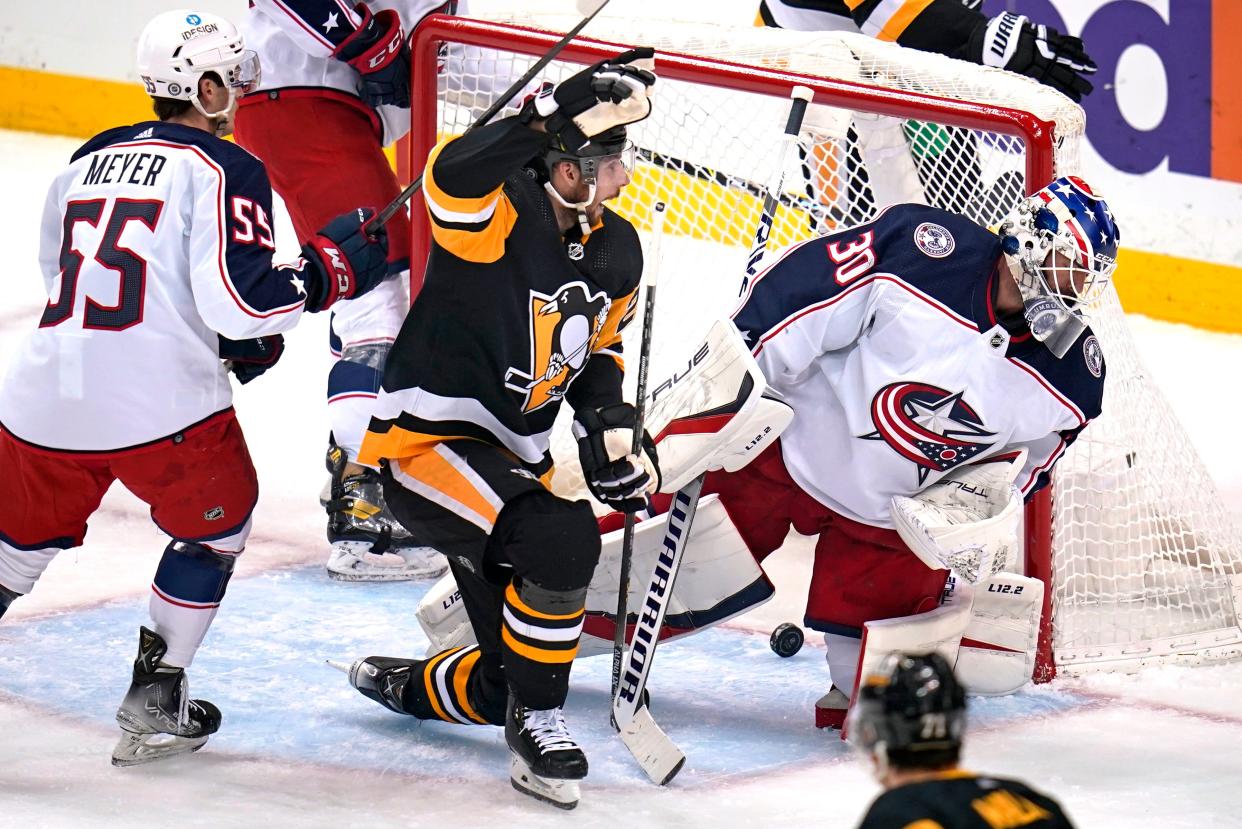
(738, 85, 813, 296)
(366, 0, 613, 234)
(610, 201, 666, 705)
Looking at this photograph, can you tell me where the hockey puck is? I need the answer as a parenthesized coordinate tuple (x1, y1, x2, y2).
(770, 622, 804, 657)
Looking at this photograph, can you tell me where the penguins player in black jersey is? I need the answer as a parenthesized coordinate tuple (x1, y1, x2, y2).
(336, 49, 660, 810)
(850, 652, 1077, 829)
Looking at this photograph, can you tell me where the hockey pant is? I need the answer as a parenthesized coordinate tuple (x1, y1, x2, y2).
(234, 90, 412, 462)
(0, 411, 257, 666)
(380, 440, 600, 720)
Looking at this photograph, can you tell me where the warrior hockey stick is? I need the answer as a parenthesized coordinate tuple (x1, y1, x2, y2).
(738, 85, 813, 296)
(611, 201, 667, 703)
(368, 0, 613, 232)
(612, 474, 703, 785)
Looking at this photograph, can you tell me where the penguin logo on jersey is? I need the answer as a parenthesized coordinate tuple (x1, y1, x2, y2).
(859, 382, 996, 484)
(505, 282, 611, 413)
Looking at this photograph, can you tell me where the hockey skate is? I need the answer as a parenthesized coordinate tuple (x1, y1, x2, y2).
(322, 445, 447, 582)
(0, 583, 19, 619)
(112, 627, 221, 767)
(506, 696, 587, 810)
(336, 655, 416, 714)
(815, 685, 850, 730)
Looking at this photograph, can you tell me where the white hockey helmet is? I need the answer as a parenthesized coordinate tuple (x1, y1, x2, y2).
(136, 10, 260, 120)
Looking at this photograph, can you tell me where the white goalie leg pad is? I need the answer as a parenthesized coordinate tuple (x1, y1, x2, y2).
(414, 495, 773, 659)
(856, 579, 975, 696)
(644, 319, 793, 493)
(416, 573, 476, 657)
(890, 450, 1028, 584)
(955, 573, 1044, 695)
(582, 493, 773, 657)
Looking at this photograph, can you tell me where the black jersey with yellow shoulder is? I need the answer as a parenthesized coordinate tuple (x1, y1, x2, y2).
(858, 771, 1076, 829)
(757, 0, 983, 62)
(358, 116, 642, 473)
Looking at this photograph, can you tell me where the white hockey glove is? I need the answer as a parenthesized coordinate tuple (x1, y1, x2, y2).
(891, 450, 1028, 584)
(573, 403, 660, 514)
(531, 47, 656, 152)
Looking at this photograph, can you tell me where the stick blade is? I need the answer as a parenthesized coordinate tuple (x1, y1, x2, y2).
(618, 707, 687, 785)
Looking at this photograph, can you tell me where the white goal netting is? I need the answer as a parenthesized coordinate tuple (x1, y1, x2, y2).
(419, 15, 1242, 675)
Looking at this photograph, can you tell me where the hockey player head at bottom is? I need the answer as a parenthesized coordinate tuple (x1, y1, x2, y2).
(996, 176, 1119, 359)
(847, 652, 1077, 828)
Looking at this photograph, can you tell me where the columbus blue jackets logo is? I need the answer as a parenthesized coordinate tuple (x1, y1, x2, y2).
(505, 282, 610, 413)
(914, 223, 955, 258)
(859, 382, 996, 484)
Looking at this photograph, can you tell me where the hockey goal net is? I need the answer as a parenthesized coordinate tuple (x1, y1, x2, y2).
(408, 15, 1242, 679)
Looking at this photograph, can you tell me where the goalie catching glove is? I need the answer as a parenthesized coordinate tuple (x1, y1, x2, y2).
(573, 403, 660, 513)
(890, 450, 1027, 584)
(529, 47, 656, 153)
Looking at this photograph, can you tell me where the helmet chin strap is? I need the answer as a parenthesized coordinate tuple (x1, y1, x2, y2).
(190, 86, 237, 137)
(544, 180, 596, 237)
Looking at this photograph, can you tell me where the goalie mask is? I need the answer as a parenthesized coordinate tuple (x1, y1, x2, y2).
(544, 126, 636, 236)
(998, 176, 1120, 358)
(136, 10, 261, 130)
(847, 651, 966, 776)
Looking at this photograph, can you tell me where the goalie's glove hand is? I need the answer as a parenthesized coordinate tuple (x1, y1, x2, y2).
(302, 208, 390, 313)
(529, 47, 656, 152)
(970, 12, 1096, 102)
(332, 5, 411, 108)
(573, 403, 661, 514)
(218, 334, 284, 385)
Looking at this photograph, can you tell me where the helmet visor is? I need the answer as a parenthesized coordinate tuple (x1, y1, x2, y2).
(224, 50, 262, 95)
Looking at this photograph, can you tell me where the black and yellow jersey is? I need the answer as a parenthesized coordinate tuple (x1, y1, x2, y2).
(858, 770, 1076, 829)
(358, 116, 642, 474)
(757, 0, 984, 61)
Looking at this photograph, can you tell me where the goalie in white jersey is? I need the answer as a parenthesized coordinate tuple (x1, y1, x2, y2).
(708, 175, 1119, 729)
(0, 10, 390, 766)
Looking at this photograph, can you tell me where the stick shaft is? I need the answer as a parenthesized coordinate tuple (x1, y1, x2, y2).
(738, 85, 813, 296)
(610, 201, 667, 701)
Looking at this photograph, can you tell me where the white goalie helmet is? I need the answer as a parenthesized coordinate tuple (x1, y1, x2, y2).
(136, 10, 260, 120)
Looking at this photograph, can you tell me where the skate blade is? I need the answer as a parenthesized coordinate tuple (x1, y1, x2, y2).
(325, 659, 352, 674)
(111, 730, 209, 767)
(509, 755, 580, 810)
(325, 566, 445, 582)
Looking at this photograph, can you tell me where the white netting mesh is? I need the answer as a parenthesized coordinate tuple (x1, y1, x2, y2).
(429, 16, 1242, 672)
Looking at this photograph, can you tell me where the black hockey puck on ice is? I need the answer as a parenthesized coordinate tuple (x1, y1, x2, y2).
(770, 622, 804, 657)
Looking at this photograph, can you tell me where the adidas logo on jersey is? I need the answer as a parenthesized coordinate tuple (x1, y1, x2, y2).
(133, 127, 154, 139)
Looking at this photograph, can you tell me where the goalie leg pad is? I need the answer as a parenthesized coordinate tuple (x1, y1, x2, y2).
(644, 320, 793, 492)
(955, 573, 1043, 695)
(581, 494, 774, 657)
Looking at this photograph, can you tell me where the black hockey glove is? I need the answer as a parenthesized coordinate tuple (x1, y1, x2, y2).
(219, 334, 285, 385)
(332, 5, 411, 108)
(573, 403, 661, 514)
(969, 12, 1096, 102)
(302, 208, 390, 313)
(528, 47, 656, 152)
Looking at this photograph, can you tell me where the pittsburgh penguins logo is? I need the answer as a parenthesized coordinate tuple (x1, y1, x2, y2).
(859, 382, 996, 484)
(505, 281, 610, 413)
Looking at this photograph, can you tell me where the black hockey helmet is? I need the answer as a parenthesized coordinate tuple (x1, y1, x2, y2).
(847, 652, 966, 769)
(543, 125, 634, 182)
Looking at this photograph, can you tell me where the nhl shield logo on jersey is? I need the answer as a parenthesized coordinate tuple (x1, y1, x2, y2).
(859, 382, 996, 484)
(914, 222, 955, 258)
(504, 282, 610, 413)
(566, 242, 585, 261)
(1083, 335, 1104, 377)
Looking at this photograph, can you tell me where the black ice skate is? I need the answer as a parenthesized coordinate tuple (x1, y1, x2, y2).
(322, 443, 446, 582)
(112, 627, 221, 767)
(336, 655, 417, 714)
(506, 696, 587, 810)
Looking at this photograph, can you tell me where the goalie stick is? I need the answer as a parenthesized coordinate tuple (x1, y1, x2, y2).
(738, 85, 813, 296)
(367, 0, 613, 233)
(611, 201, 667, 704)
